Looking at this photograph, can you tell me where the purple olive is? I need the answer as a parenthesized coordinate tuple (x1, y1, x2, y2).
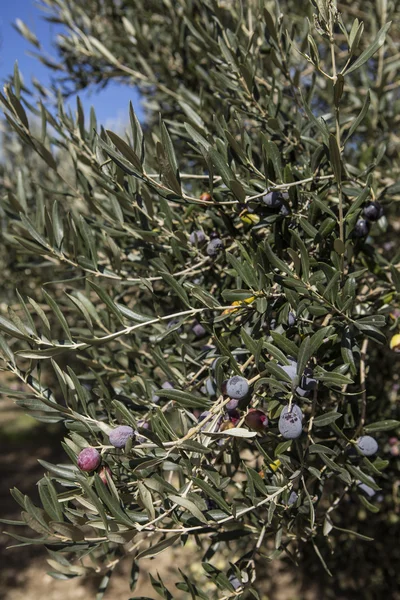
(109, 425, 135, 448)
(353, 219, 370, 238)
(245, 409, 268, 431)
(192, 322, 207, 337)
(228, 575, 242, 591)
(189, 230, 206, 245)
(300, 368, 317, 391)
(98, 466, 112, 485)
(262, 190, 288, 209)
(278, 404, 303, 439)
(357, 435, 378, 456)
(206, 238, 224, 256)
(280, 364, 297, 381)
(226, 398, 239, 413)
(77, 447, 101, 472)
(226, 376, 249, 399)
(363, 201, 383, 222)
(204, 377, 217, 397)
(357, 479, 376, 498)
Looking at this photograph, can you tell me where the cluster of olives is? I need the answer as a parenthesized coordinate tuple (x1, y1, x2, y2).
(76, 363, 381, 477)
(189, 189, 294, 259)
(189, 228, 225, 257)
(77, 424, 142, 473)
(279, 358, 317, 397)
(354, 201, 384, 237)
(261, 189, 290, 216)
(215, 373, 304, 438)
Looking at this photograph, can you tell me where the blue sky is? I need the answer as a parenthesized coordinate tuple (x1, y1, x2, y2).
(0, 0, 144, 128)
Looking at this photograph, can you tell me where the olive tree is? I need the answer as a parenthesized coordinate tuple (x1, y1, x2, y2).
(1, 0, 400, 598)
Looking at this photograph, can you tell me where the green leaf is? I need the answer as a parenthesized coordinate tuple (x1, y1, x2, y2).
(136, 534, 181, 560)
(316, 371, 353, 386)
(297, 336, 311, 379)
(263, 8, 278, 43)
(341, 327, 356, 375)
(0, 314, 32, 341)
(299, 90, 329, 142)
(168, 494, 208, 524)
(344, 90, 371, 143)
(264, 244, 292, 276)
(290, 230, 309, 282)
(346, 181, 372, 218)
(263, 342, 290, 366)
(14, 18, 40, 48)
(364, 420, 400, 433)
(192, 477, 230, 513)
(160, 273, 191, 308)
(308, 444, 337, 456)
(42, 289, 73, 342)
(156, 388, 208, 408)
(329, 134, 342, 183)
(262, 138, 282, 180)
(359, 494, 380, 513)
(0, 334, 15, 363)
(308, 326, 333, 358)
(270, 332, 299, 358)
(94, 475, 135, 527)
(322, 271, 340, 303)
(346, 465, 381, 491)
(356, 315, 386, 328)
(97, 136, 143, 177)
(226, 252, 258, 288)
(313, 412, 343, 427)
(38, 479, 64, 523)
(345, 22, 392, 75)
(106, 129, 143, 172)
(88, 280, 125, 324)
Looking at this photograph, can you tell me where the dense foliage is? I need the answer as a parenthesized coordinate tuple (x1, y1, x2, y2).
(1, 0, 400, 598)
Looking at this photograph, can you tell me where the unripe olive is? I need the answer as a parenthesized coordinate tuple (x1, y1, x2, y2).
(200, 192, 212, 202)
(220, 419, 236, 431)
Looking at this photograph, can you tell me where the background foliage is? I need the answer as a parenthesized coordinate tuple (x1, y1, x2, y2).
(1, 0, 400, 598)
